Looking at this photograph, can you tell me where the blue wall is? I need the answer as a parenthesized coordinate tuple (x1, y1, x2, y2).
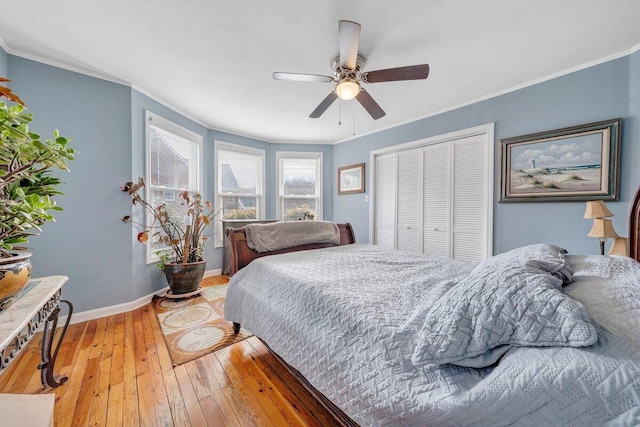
(333, 54, 639, 255)
(7, 56, 134, 311)
(0, 47, 7, 77)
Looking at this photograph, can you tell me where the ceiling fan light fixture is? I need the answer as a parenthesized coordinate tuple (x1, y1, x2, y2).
(335, 78, 360, 100)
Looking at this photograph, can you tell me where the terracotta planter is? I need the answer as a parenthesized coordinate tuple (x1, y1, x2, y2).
(163, 260, 206, 294)
(0, 252, 33, 303)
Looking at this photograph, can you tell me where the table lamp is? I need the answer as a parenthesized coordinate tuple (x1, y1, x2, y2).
(584, 201, 618, 255)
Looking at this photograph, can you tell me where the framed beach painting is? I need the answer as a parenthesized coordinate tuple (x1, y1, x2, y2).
(499, 118, 621, 202)
(338, 163, 365, 195)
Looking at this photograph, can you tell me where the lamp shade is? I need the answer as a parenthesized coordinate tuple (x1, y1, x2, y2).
(588, 218, 619, 238)
(583, 200, 614, 219)
(608, 237, 629, 256)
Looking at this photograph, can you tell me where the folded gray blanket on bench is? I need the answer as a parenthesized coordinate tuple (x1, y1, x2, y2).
(245, 221, 340, 252)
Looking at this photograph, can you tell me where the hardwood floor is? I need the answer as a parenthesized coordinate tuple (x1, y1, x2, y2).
(0, 276, 338, 426)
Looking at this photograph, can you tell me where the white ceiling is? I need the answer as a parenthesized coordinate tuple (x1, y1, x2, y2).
(1, 1, 639, 144)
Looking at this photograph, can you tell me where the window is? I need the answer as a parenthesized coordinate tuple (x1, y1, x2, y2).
(145, 111, 203, 263)
(276, 152, 322, 221)
(215, 142, 265, 246)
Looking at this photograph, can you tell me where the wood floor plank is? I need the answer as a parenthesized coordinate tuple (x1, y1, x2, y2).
(132, 307, 149, 378)
(236, 339, 309, 427)
(71, 356, 100, 427)
(122, 311, 140, 427)
(109, 313, 125, 386)
(134, 308, 169, 427)
(199, 352, 232, 389)
(199, 394, 228, 426)
(174, 364, 208, 427)
(145, 299, 191, 427)
(4, 345, 41, 393)
(143, 305, 188, 425)
(244, 339, 331, 427)
(136, 372, 159, 427)
(105, 381, 125, 427)
(87, 316, 108, 360)
(247, 338, 339, 427)
(60, 322, 87, 368)
(54, 321, 93, 427)
(185, 359, 212, 401)
(105, 312, 126, 426)
(215, 345, 277, 427)
(209, 385, 242, 427)
(221, 385, 259, 427)
(87, 315, 116, 426)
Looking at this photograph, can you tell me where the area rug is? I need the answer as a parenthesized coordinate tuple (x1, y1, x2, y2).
(152, 279, 252, 366)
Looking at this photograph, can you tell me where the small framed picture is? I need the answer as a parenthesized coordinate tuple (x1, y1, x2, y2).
(338, 163, 365, 195)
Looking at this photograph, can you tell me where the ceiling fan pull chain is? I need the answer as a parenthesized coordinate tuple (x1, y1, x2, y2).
(338, 100, 342, 126)
(353, 110, 356, 135)
(353, 106, 356, 136)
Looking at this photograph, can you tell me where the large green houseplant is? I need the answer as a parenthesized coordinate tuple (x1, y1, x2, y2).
(0, 78, 74, 302)
(121, 178, 219, 295)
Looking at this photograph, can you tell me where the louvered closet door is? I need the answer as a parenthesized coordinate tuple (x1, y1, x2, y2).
(452, 135, 488, 262)
(423, 143, 450, 258)
(374, 153, 396, 248)
(396, 148, 422, 252)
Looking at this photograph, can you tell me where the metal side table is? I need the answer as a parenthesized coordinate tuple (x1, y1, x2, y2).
(0, 275, 73, 388)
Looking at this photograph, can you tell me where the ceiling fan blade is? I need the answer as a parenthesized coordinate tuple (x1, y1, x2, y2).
(365, 64, 430, 83)
(273, 72, 334, 83)
(339, 20, 361, 70)
(309, 92, 339, 118)
(356, 89, 385, 120)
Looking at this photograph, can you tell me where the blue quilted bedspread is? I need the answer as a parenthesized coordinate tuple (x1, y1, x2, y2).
(224, 244, 640, 426)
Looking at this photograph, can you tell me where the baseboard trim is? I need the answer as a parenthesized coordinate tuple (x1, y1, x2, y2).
(203, 268, 222, 278)
(60, 268, 222, 325)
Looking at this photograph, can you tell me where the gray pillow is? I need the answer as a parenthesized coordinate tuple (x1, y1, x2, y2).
(412, 245, 596, 368)
(473, 243, 574, 286)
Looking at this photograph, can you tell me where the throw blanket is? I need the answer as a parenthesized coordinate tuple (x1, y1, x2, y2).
(244, 221, 340, 252)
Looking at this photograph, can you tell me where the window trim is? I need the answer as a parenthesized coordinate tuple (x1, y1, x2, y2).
(214, 140, 266, 247)
(276, 151, 323, 221)
(144, 110, 203, 264)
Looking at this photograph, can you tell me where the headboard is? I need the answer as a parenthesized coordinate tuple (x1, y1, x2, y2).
(630, 186, 640, 262)
(225, 222, 356, 276)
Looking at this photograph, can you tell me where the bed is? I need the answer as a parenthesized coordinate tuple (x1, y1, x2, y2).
(224, 193, 640, 426)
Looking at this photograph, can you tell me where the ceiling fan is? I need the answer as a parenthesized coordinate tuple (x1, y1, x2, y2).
(273, 20, 430, 120)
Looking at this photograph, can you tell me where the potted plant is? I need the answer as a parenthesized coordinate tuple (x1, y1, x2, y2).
(0, 78, 74, 303)
(121, 178, 219, 295)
